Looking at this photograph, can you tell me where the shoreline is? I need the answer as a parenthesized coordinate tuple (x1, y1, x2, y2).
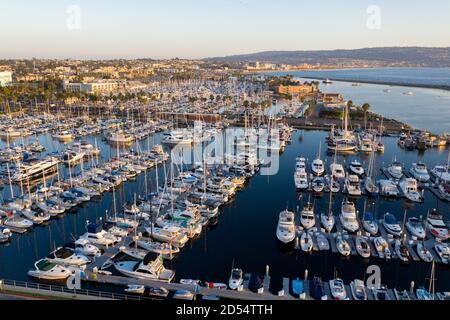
(299, 76, 450, 92)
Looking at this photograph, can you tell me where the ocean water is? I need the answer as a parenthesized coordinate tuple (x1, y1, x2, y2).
(0, 130, 449, 294)
(285, 68, 450, 87)
(268, 69, 450, 134)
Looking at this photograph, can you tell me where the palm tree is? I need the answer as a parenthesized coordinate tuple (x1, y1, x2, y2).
(362, 103, 371, 129)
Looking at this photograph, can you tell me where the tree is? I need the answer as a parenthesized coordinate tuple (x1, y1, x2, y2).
(362, 103, 371, 129)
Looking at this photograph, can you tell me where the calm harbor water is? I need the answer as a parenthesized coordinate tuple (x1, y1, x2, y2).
(0, 129, 449, 294)
(268, 69, 450, 134)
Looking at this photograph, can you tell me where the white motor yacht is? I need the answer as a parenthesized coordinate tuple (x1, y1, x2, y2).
(276, 210, 296, 243)
(430, 165, 449, 182)
(27, 259, 71, 280)
(145, 224, 189, 248)
(311, 158, 325, 176)
(330, 163, 345, 179)
(46, 247, 90, 267)
(340, 200, 359, 233)
(406, 217, 426, 239)
(399, 178, 423, 202)
(300, 203, 315, 230)
(114, 253, 175, 282)
(434, 244, 450, 264)
(378, 179, 399, 198)
(349, 160, 364, 176)
(345, 174, 362, 196)
(409, 162, 430, 182)
(427, 210, 450, 240)
(355, 236, 371, 258)
(294, 170, 308, 190)
(387, 160, 404, 180)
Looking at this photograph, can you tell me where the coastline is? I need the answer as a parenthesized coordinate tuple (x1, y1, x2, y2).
(298, 76, 450, 92)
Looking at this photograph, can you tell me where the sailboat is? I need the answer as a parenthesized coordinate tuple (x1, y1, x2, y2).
(320, 186, 335, 233)
(364, 150, 379, 197)
(311, 142, 325, 176)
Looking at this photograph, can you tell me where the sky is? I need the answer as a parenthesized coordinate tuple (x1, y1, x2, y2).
(1, 0, 450, 59)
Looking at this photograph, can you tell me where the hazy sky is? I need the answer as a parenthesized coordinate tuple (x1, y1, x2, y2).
(1, 0, 450, 59)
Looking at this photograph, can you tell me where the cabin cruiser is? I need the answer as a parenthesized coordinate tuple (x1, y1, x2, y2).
(430, 165, 449, 182)
(12, 157, 60, 182)
(27, 259, 72, 280)
(355, 236, 371, 258)
(383, 213, 402, 237)
(46, 247, 90, 267)
(416, 243, 433, 263)
(350, 279, 367, 300)
(349, 160, 364, 176)
(300, 203, 315, 230)
(434, 244, 450, 264)
(330, 163, 345, 179)
(373, 237, 391, 259)
(294, 170, 308, 190)
(35, 199, 66, 216)
(3, 214, 34, 230)
(362, 212, 378, 236)
(311, 176, 325, 193)
(427, 209, 450, 240)
(52, 131, 73, 141)
(395, 240, 410, 263)
(106, 131, 135, 144)
(399, 178, 423, 202)
(20, 209, 51, 224)
(62, 150, 85, 166)
(145, 225, 189, 248)
(64, 239, 101, 256)
(345, 174, 362, 196)
(228, 268, 243, 290)
(329, 278, 347, 300)
(340, 200, 359, 233)
(359, 138, 373, 153)
(136, 238, 180, 257)
(276, 210, 296, 243)
(311, 158, 325, 176)
(79, 223, 121, 246)
(378, 179, 399, 198)
(376, 142, 385, 153)
(409, 162, 430, 182)
(162, 130, 193, 145)
(114, 252, 175, 282)
(300, 231, 313, 253)
(336, 234, 351, 257)
(329, 179, 340, 193)
(406, 217, 426, 239)
(387, 160, 403, 180)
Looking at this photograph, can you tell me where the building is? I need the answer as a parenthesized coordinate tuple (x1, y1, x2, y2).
(0, 71, 13, 86)
(276, 84, 317, 95)
(63, 80, 127, 94)
(317, 93, 345, 107)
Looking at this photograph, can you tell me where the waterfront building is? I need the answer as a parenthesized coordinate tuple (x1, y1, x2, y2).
(317, 93, 345, 108)
(276, 84, 317, 95)
(63, 79, 127, 94)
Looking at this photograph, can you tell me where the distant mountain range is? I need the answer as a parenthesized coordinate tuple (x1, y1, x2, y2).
(205, 47, 450, 67)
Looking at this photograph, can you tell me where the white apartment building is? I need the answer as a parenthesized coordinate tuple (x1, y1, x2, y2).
(63, 79, 126, 94)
